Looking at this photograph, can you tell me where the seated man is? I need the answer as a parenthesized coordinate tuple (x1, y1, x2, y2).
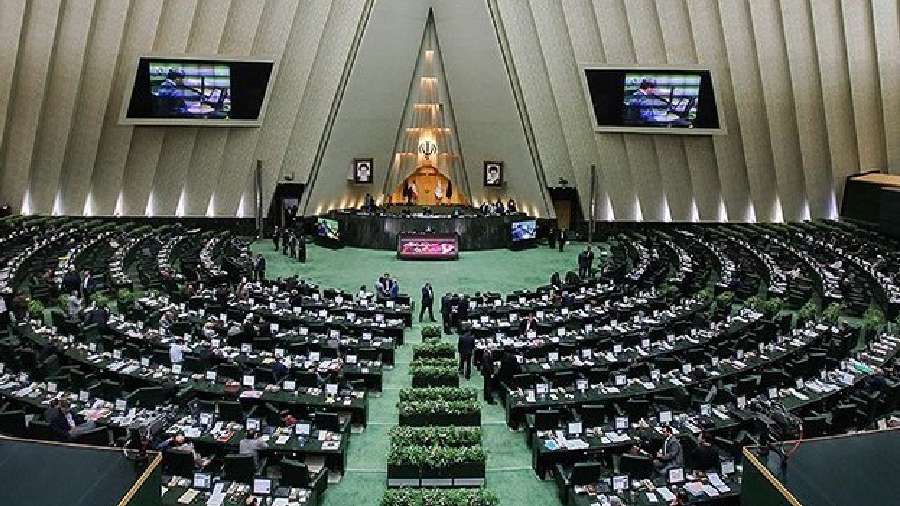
(691, 432, 720, 472)
(654, 425, 683, 473)
(48, 399, 96, 441)
(159, 432, 208, 468)
(238, 430, 269, 467)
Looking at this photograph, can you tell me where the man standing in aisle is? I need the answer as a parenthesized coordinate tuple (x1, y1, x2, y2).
(457, 330, 475, 380)
(481, 344, 497, 404)
(273, 226, 280, 251)
(420, 282, 435, 323)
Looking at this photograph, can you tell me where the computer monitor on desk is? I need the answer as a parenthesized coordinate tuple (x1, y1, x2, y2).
(252, 478, 273, 496)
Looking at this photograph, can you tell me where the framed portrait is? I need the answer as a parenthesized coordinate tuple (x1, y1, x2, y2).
(353, 158, 373, 184)
(483, 161, 503, 187)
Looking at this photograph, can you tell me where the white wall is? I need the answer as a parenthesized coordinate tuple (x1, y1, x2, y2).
(0, 0, 896, 221)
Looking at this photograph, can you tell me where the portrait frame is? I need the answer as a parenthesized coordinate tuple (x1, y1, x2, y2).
(483, 161, 503, 187)
(353, 158, 373, 184)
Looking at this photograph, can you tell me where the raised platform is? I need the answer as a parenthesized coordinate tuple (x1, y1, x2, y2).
(0, 436, 162, 506)
(842, 171, 900, 238)
(327, 208, 533, 251)
(741, 428, 900, 506)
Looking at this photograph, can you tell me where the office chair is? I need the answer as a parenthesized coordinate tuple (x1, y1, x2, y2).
(534, 409, 561, 431)
(579, 404, 605, 428)
(313, 412, 340, 432)
(619, 453, 653, 480)
(72, 426, 111, 446)
(570, 461, 605, 486)
(295, 371, 319, 388)
(280, 459, 312, 488)
(164, 449, 196, 478)
(801, 415, 828, 438)
(217, 401, 244, 423)
(0, 410, 27, 437)
(223, 453, 256, 483)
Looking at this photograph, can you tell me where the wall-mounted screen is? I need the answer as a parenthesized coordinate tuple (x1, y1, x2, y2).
(122, 56, 276, 126)
(582, 66, 723, 135)
(315, 218, 340, 241)
(511, 220, 537, 242)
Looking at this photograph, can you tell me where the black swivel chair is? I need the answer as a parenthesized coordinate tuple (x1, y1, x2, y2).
(0, 410, 27, 437)
(164, 449, 196, 478)
(313, 412, 340, 432)
(223, 453, 256, 483)
(217, 401, 244, 423)
(579, 404, 605, 428)
(619, 453, 653, 480)
(281, 458, 328, 498)
(534, 409, 561, 431)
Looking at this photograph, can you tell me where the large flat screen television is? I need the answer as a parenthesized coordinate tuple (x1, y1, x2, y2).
(315, 218, 340, 241)
(582, 66, 723, 135)
(511, 220, 537, 242)
(121, 56, 276, 126)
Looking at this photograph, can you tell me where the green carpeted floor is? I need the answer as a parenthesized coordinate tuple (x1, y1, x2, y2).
(251, 241, 600, 506)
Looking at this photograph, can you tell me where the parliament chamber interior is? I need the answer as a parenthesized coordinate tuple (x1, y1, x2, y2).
(0, 1, 898, 506)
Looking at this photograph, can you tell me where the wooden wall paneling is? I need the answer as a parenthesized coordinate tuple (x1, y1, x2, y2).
(281, 0, 367, 212)
(0, 0, 62, 211)
(600, 0, 667, 221)
(748, 0, 807, 221)
(872, 0, 900, 173)
(686, 0, 754, 221)
(809, 0, 859, 204)
(0, 0, 28, 206)
(88, 0, 164, 214)
(841, 0, 887, 173)
(148, 0, 229, 216)
(780, 0, 835, 219)
(589, 0, 639, 219)
(625, 0, 688, 221)
(28, 0, 97, 215)
(120, 0, 199, 215)
(718, 0, 780, 221)
(58, 0, 131, 215)
(655, 0, 722, 221)
(497, 0, 575, 199)
(533, 0, 606, 219)
(253, 0, 329, 210)
(207, 0, 265, 216)
(558, 0, 612, 220)
(211, 0, 297, 216)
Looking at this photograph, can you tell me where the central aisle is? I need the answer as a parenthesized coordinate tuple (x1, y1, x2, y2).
(254, 241, 594, 505)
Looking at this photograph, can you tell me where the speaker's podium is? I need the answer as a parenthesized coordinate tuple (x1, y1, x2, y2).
(741, 428, 900, 505)
(0, 436, 162, 506)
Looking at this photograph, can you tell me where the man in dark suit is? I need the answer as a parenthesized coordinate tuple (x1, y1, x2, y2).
(420, 283, 435, 322)
(557, 228, 566, 252)
(297, 234, 306, 263)
(457, 331, 475, 380)
(254, 255, 266, 282)
(655, 425, 684, 473)
(273, 226, 280, 251)
(481, 345, 497, 404)
(62, 268, 80, 295)
(578, 247, 590, 279)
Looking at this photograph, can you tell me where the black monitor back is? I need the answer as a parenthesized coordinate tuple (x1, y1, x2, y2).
(535, 409, 560, 431)
(619, 453, 653, 480)
(571, 462, 604, 486)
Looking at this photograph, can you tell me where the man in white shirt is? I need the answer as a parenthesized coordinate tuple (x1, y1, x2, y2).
(169, 339, 187, 365)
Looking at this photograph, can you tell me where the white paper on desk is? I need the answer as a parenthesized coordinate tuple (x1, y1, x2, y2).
(702, 484, 720, 496)
(207, 492, 226, 506)
(272, 499, 289, 506)
(656, 487, 675, 501)
(645, 491, 658, 502)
